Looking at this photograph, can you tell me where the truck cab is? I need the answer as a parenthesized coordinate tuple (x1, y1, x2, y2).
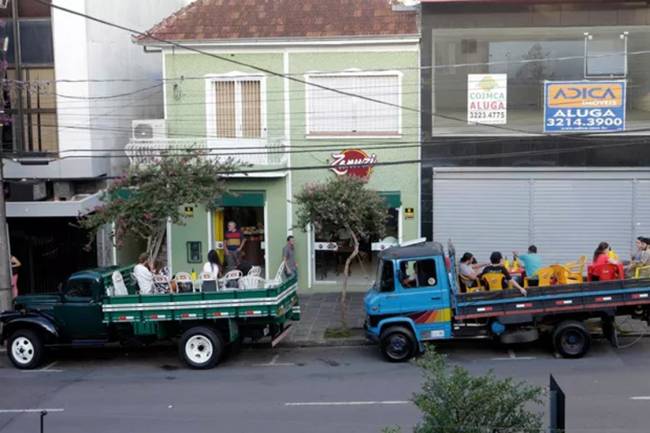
(365, 242, 453, 361)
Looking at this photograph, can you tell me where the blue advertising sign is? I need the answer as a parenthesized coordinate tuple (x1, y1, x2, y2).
(543, 80, 626, 133)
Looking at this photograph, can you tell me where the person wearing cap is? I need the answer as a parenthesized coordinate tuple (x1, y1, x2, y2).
(626, 237, 650, 278)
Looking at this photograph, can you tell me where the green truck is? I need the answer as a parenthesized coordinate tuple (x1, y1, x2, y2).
(0, 266, 300, 369)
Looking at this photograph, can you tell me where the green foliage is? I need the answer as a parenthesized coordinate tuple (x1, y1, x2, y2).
(408, 350, 544, 433)
(79, 154, 238, 260)
(294, 175, 387, 243)
(294, 175, 388, 327)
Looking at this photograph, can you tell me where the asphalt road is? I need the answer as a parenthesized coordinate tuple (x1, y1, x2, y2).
(2, 336, 650, 433)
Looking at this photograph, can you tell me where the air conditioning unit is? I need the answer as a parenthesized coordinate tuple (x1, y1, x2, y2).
(131, 119, 166, 140)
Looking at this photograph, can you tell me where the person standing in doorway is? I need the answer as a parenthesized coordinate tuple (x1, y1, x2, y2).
(225, 221, 246, 271)
(282, 235, 297, 278)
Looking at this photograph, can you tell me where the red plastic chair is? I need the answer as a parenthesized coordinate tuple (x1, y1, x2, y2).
(588, 263, 623, 281)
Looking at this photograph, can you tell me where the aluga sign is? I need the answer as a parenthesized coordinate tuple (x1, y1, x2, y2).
(330, 149, 377, 178)
(544, 80, 626, 133)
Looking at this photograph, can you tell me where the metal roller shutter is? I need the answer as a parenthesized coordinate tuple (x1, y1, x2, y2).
(433, 177, 530, 264)
(433, 169, 650, 267)
(532, 179, 634, 264)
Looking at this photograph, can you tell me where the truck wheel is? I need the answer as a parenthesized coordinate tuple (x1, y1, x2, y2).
(8, 329, 45, 370)
(179, 326, 223, 369)
(553, 321, 591, 359)
(380, 326, 416, 362)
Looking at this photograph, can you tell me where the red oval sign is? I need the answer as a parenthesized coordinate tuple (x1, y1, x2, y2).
(330, 149, 377, 178)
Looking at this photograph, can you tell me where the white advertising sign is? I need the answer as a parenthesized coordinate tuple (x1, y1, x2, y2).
(467, 74, 507, 125)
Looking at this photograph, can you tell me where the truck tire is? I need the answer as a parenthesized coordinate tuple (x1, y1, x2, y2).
(553, 321, 591, 359)
(7, 329, 45, 370)
(380, 326, 416, 362)
(179, 326, 224, 369)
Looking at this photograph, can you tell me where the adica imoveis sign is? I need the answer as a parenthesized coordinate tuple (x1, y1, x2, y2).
(467, 74, 507, 125)
(544, 80, 626, 133)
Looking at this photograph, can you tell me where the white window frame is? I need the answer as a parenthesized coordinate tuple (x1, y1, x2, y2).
(205, 72, 267, 139)
(304, 70, 403, 139)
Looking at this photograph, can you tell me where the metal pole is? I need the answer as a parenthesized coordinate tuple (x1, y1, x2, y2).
(40, 410, 47, 433)
(0, 17, 11, 313)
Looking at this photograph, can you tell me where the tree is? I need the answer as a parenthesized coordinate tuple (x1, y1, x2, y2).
(294, 175, 387, 327)
(385, 349, 544, 433)
(79, 154, 238, 263)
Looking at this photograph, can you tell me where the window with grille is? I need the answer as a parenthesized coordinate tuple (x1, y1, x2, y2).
(212, 79, 263, 138)
(306, 74, 401, 136)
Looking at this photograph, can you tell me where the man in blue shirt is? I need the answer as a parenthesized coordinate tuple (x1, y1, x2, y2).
(514, 245, 542, 286)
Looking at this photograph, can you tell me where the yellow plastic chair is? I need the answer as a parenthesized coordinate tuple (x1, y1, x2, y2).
(634, 265, 650, 279)
(459, 275, 483, 293)
(551, 264, 583, 285)
(564, 256, 586, 276)
(530, 267, 556, 288)
(481, 272, 505, 292)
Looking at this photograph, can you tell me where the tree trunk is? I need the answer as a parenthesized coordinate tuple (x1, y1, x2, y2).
(341, 228, 359, 329)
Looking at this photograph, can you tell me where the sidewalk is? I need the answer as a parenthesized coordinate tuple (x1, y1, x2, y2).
(284, 292, 371, 347)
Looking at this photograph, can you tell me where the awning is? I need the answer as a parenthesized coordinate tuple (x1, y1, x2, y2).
(379, 191, 401, 208)
(216, 191, 265, 207)
(6, 191, 103, 218)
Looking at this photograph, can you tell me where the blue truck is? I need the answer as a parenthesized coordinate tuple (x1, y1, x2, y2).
(365, 241, 650, 361)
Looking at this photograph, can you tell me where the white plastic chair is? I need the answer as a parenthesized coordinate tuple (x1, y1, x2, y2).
(153, 275, 170, 294)
(112, 271, 128, 296)
(247, 266, 262, 277)
(200, 271, 218, 292)
(239, 276, 265, 290)
(175, 272, 194, 293)
(220, 269, 243, 289)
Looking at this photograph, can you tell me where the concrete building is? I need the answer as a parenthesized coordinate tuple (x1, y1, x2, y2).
(133, 0, 421, 293)
(2, 0, 190, 293)
(420, 0, 650, 265)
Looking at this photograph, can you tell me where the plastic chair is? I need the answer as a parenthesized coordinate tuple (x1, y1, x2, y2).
(481, 272, 505, 291)
(239, 276, 265, 290)
(527, 266, 556, 288)
(153, 275, 171, 293)
(112, 271, 129, 296)
(551, 264, 583, 285)
(590, 263, 623, 281)
(175, 272, 194, 293)
(247, 266, 262, 277)
(199, 272, 218, 292)
(564, 256, 586, 275)
(634, 265, 650, 279)
(459, 274, 482, 293)
(220, 269, 243, 289)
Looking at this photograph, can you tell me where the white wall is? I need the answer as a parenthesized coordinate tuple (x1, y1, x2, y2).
(5, 0, 191, 179)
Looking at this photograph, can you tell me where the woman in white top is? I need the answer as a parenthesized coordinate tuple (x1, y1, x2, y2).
(202, 249, 221, 280)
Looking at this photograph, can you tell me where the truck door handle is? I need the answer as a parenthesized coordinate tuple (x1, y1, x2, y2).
(431, 296, 441, 301)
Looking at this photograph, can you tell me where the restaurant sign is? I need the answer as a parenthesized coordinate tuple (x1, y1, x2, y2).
(467, 74, 507, 125)
(544, 80, 626, 133)
(330, 148, 377, 178)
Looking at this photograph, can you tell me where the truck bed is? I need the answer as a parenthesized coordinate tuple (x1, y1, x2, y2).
(455, 278, 650, 320)
(102, 277, 299, 324)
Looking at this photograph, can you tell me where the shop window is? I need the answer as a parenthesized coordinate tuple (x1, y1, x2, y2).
(585, 32, 627, 78)
(397, 259, 437, 289)
(306, 73, 400, 136)
(211, 78, 263, 138)
(0, 19, 54, 65)
(314, 208, 399, 284)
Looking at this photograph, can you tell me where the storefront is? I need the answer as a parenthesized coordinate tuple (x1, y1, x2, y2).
(420, 0, 650, 241)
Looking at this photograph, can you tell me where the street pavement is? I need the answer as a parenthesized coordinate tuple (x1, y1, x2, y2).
(2, 337, 650, 433)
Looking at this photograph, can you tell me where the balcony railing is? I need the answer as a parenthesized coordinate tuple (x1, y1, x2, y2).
(125, 137, 288, 167)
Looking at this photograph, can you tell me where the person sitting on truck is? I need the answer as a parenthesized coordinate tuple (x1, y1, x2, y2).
(459, 252, 484, 290)
(479, 252, 527, 296)
(593, 242, 619, 267)
(625, 237, 650, 278)
(134, 253, 154, 294)
(513, 245, 542, 286)
(203, 249, 222, 280)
